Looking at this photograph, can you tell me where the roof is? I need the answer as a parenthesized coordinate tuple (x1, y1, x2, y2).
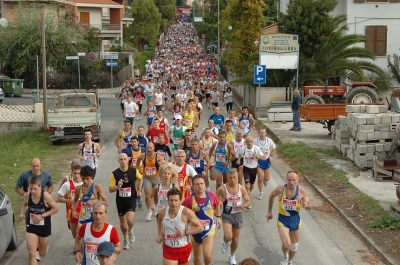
(69, 0, 122, 7)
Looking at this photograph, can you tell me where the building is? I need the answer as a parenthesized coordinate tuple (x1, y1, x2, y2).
(278, 0, 400, 71)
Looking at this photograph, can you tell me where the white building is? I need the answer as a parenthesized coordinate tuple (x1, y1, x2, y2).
(278, 0, 400, 71)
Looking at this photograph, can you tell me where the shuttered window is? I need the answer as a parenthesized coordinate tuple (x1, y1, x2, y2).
(79, 12, 90, 25)
(365, 26, 387, 56)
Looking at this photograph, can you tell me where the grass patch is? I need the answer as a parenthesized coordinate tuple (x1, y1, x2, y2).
(313, 147, 345, 160)
(0, 130, 76, 214)
(277, 141, 394, 229)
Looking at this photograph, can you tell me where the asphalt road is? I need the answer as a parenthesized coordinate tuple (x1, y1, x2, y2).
(2, 96, 383, 264)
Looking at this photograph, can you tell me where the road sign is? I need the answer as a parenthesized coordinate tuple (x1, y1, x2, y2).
(100, 52, 118, 60)
(66, 56, 79, 60)
(106, 61, 118, 67)
(194, 17, 203, 22)
(254, 65, 266, 84)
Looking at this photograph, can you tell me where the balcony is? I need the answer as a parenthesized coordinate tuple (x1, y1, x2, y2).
(90, 24, 121, 40)
(102, 12, 134, 27)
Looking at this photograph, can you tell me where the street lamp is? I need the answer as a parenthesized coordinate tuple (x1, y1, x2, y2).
(228, 25, 232, 31)
(66, 52, 86, 89)
(217, 0, 220, 81)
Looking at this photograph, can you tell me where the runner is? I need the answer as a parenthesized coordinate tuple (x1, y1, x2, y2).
(118, 87, 128, 119)
(109, 153, 143, 250)
(267, 171, 312, 265)
(136, 142, 164, 221)
(230, 130, 245, 185)
(178, 128, 194, 153)
(187, 138, 210, 187)
(76, 128, 102, 179)
(156, 189, 204, 265)
(137, 126, 150, 151)
(210, 87, 219, 109)
(200, 128, 217, 183)
(168, 115, 187, 157)
(224, 120, 236, 142)
(208, 107, 224, 130)
(149, 163, 180, 216)
(134, 86, 145, 120)
(204, 84, 212, 108)
(171, 103, 183, 126)
(114, 120, 137, 154)
(175, 149, 197, 199)
(224, 87, 233, 112)
(254, 128, 276, 199)
(19, 176, 59, 265)
(237, 136, 266, 207)
(145, 100, 157, 130)
(156, 108, 170, 133)
(209, 130, 236, 191)
(74, 202, 122, 265)
(202, 119, 219, 138)
(224, 109, 239, 130)
(144, 82, 155, 103)
(154, 133, 173, 162)
(238, 106, 255, 136)
(124, 95, 139, 125)
(182, 101, 198, 130)
(154, 87, 164, 110)
(57, 164, 82, 252)
(72, 166, 108, 226)
(96, 241, 118, 265)
(183, 175, 222, 265)
(216, 169, 251, 265)
(146, 118, 169, 144)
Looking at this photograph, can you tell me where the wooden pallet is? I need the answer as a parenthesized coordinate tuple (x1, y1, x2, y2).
(372, 156, 400, 182)
(357, 139, 393, 145)
(374, 173, 394, 182)
(390, 204, 400, 215)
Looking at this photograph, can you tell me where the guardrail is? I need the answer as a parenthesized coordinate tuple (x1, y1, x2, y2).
(0, 105, 36, 122)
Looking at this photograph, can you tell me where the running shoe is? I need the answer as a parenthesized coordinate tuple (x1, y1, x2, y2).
(122, 240, 129, 250)
(280, 256, 288, 265)
(229, 255, 237, 265)
(246, 204, 252, 209)
(221, 241, 230, 254)
(136, 197, 143, 209)
(153, 210, 157, 217)
(129, 232, 135, 243)
(146, 211, 152, 221)
(263, 179, 269, 187)
(258, 192, 263, 200)
(287, 262, 292, 265)
(36, 251, 41, 261)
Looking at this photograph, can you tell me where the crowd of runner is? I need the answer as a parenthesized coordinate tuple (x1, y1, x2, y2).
(15, 13, 311, 265)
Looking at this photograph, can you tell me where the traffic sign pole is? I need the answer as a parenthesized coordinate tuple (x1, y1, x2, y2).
(110, 60, 113, 89)
(253, 65, 267, 118)
(258, 84, 260, 118)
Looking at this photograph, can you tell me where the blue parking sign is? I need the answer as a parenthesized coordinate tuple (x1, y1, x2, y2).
(254, 65, 266, 84)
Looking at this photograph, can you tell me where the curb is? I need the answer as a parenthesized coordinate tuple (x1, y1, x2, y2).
(264, 123, 395, 265)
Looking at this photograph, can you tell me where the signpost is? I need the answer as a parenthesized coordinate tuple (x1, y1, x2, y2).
(106, 60, 118, 89)
(254, 65, 267, 118)
(100, 52, 119, 88)
(66, 53, 85, 89)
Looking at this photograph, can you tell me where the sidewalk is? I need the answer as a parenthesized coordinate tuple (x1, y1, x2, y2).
(21, 87, 120, 98)
(261, 119, 398, 265)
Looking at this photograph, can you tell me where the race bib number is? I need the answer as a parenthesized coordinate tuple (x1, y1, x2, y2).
(200, 219, 210, 230)
(131, 158, 138, 167)
(126, 111, 134, 116)
(145, 167, 156, 176)
(185, 120, 193, 126)
(29, 214, 44, 226)
(178, 177, 184, 187)
(84, 153, 95, 161)
(148, 112, 155, 118)
(122, 142, 128, 148)
(216, 154, 226, 162)
(81, 202, 93, 214)
(71, 190, 75, 198)
(190, 159, 201, 168)
(85, 245, 98, 261)
(122, 99, 127, 103)
(119, 187, 131, 197)
(173, 137, 182, 144)
(282, 199, 298, 211)
(242, 121, 249, 127)
(153, 136, 159, 143)
(244, 156, 254, 162)
(227, 196, 241, 208)
(158, 189, 168, 201)
(166, 234, 181, 247)
(156, 151, 166, 157)
(263, 151, 269, 156)
(215, 124, 221, 129)
(234, 144, 243, 150)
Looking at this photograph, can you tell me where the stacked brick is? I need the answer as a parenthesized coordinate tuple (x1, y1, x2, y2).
(332, 105, 399, 168)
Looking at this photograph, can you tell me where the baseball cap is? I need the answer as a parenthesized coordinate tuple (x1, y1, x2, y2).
(175, 115, 182, 120)
(97, 241, 115, 257)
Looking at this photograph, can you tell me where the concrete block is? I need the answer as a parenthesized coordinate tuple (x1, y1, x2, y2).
(390, 123, 398, 131)
(359, 105, 366, 113)
(366, 105, 379, 114)
(356, 131, 368, 140)
(340, 138, 350, 144)
(350, 138, 356, 149)
(391, 114, 400, 123)
(374, 115, 382, 124)
(356, 144, 368, 154)
(338, 116, 348, 125)
(378, 105, 388, 113)
(375, 151, 386, 160)
(353, 114, 366, 125)
(341, 144, 350, 154)
(335, 140, 341, 151)
(383, 142, 392, 152)
(357, 124, 375, 132)
(367, 144, 376, 153)
(367, 132, 375, 140)
(366, 116, 375, 125)
(348, 119, 354, 129)
(350, 129, 356, 137)
(365, 153, 374, 160)
(375, 144, 383, 152)
(367, 159, 373, 168)
(346, 105, 361, 113)
(339, 130, 349, 138)
(346, 149, 351, 159)
(339, 124, 349, 131)
(375, 123, 389, 131)
(374, 131, 381, 139)
(381, 131, 390, 139)
(381, 114, 392, 124)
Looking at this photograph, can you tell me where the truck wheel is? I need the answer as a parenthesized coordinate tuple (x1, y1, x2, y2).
(303, 94, 325, 104)
(345, 86, 379, 104)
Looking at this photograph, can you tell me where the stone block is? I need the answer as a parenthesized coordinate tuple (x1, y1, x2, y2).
(366, 116, 375, 125)
(366, 105, 379, 114)
(341, 144, 350, 154)
(391, 114, 400, 123)
(375, 151, 386, 160)
(381, 114, 392, 124)
(357, 124, 375, 132)
(367, 144, 376, 153)
(346, 105, 361, 113)
(353, 114, 366, 125)
(381, 131, 390, 139)
(367, 159, 373, 168)
(359, 105, 366, 113)
(339, 124, 349, 131)
(375, 123, 389, 131)
(339, 138, 349, 144)
(374, 115, 382, 124)
(365, 153, 374, 160)
(383, 142, 392, 152)
(356, 144, 368, 154)
(338, 116, 347, 125)
(367, 132, 375, 140)
(356, 131, 368, 140)
(375, 144, 383, 152)
(374, 131, 381, 139)
(350, 138, 356, 149)
(378, 105, 388, 113)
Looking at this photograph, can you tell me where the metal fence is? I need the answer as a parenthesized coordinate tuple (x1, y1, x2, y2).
(0, 105, 36, 122)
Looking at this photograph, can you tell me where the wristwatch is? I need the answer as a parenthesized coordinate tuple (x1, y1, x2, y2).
(41, 213, 46, 218)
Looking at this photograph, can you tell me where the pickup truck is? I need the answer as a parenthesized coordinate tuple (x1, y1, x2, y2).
(48, 90, 101, 145)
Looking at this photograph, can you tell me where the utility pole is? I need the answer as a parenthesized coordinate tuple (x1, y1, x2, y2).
(41, 12, 48, 130)
(217, 0, 220, 81)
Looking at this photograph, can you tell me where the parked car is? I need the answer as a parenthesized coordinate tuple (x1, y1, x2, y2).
(0, 186, 18, 259)
(0, 87, 4, 103)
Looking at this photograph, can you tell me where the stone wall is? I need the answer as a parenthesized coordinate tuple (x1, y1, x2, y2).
(0, 122, 42, 134)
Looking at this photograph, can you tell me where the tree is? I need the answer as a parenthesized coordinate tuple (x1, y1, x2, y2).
(154, 0, 177, 33)
(388, 54, 400, 86)
(221, 0, 265, 69)
(125, 0, 162, 50)
(0, 3, 80, 76)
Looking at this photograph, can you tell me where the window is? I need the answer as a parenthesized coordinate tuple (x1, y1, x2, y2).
(365, 26, 387, 56)
(79, 12, 90, 25)
(64, 97, 91, 107)
(366, 0, 388, 2)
